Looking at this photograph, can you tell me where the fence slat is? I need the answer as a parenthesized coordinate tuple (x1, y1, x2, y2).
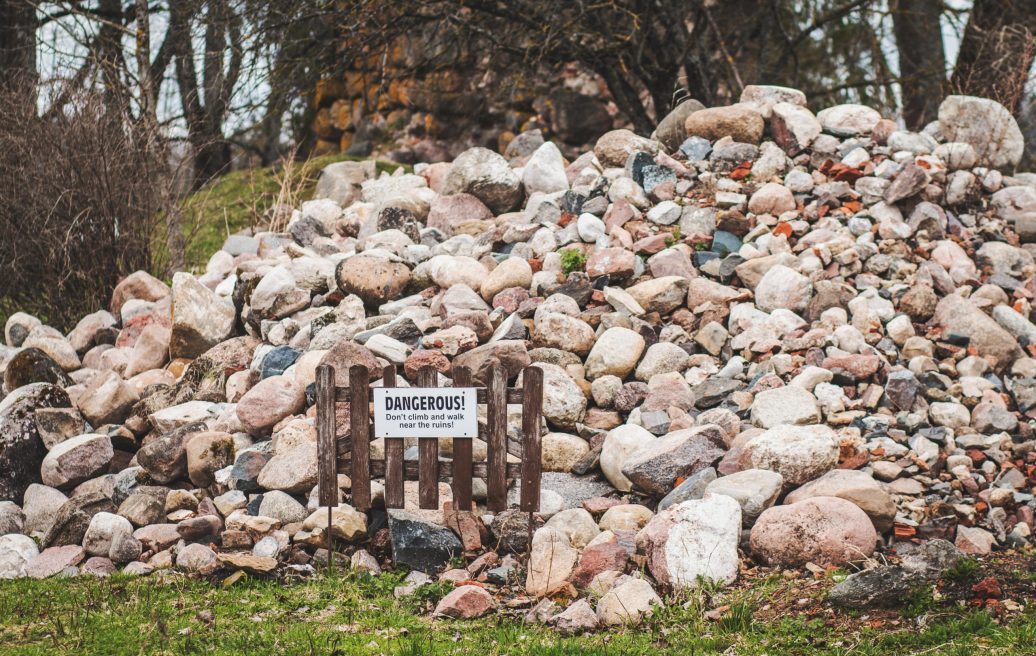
(349, 365, 371, 511)
(316, 365, 338, 508)
(451, 365, 474, 511)
(417, 366, 439, 510)
(520, 366, 544, 512)
(338, 458, 524, 479)
(382, 365, 404, 509)
(486, 363, 508, 511)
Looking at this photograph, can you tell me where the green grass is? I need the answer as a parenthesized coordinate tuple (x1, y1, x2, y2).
(1, 570, 1034, 655)
(178, 153, 409, 271)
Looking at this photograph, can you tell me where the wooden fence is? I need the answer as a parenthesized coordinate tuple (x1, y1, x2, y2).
(315, 362, 544, 514)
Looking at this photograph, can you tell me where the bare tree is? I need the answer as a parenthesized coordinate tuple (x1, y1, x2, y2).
(0, 0, 39, 91)
(891, 0, 946, 128)
(951, 0, 1036, 114)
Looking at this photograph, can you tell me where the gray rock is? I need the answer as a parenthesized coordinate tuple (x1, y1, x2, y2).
(0, 500, 24, 535)
(389, 510, 463, 573)
(657, 467, 717, 512)
(704, 469, 783, 526)
(621, 425, 726, 496)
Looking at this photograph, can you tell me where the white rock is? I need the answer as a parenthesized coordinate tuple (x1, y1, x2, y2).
(83, 512, 134, 557)
(750, 386, 821, 428)
(523, 141, 569, 195)
(754, 265, 812, 313)
(596, 576, 661, 626)
(746, 424, 839, 485)
(585, 327, 646, 380)
(939, 95, 1023, 170)
(577, 213, 606, 241)
(600, 424, 656, 492)
(0, 534, 39, 579)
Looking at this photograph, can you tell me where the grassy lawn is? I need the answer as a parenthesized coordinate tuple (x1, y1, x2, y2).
(1, 565, 1034, 656)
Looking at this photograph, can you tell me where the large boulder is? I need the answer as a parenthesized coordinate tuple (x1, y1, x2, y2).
(0, 534, 39, 578)
(683, 104, 765, 144)
(335, 255, 412, 307)
(314, 160, 375, 206)
(0, 383, 70, 502)
(750, 386, 822, 428)
(938, 95, 1024, 170)
(595, 576, 661, 626)
(452, 340, 530, 384)
(785, 469, 895, 533)
(585, 327, 646, 380)
(621, 424, 726, 496)
(185, 431, 236, 488)
(136, 422, 207, 484)
(40, 433, 113, 490)
(933, 294, 1023, 373)
(236, 375, 305, 435)
(3, 348, 72, 391)
(388, 511, 463, 573)
(169, 272, 235, 359)
(654, 99, 706, 151)
(638, 493, 741, 589)
(750, 496, 877, 567)
(535, 364, 587, 430)
(76, 370, 139, 426)
(526, 527, 578, 596)
(442, 147, 522, 213)
(522, 141, 569, 195)
(704, 469, 784, 526)
(745, 424, 839, 485)
(110, 271, 169, 317)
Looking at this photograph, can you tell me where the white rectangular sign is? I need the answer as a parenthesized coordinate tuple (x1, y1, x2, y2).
(372, 387, 478, 438)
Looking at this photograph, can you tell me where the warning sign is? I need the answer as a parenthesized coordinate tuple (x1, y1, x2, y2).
(372, 387, 478, 438)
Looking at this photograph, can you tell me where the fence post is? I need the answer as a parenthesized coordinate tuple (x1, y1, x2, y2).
(520, 366, 544, 512)
(382, 365, 404, 509)
(486, 363, 508, 512)
(417, 366, 439, 510)
(349, 365, 371, 511)
(451, 365, 474, 511)
(315, 365, 337, 574)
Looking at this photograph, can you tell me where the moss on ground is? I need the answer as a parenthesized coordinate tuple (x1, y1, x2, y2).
(0, 567, 1034, 655)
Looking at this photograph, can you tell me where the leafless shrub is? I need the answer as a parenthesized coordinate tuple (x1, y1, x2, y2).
(0, 80, 174, 330)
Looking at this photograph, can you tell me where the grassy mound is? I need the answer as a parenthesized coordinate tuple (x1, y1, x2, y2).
(178, 154, 409, 271)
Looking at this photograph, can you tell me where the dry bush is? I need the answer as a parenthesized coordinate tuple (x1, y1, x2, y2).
(0, 82, 172, 330)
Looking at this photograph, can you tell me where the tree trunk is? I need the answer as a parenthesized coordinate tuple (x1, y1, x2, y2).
(891, 0, 946, 128)
(951, 0, 1036, 114)
(0, 0, 38, 92)
(192, 136, 232, 185)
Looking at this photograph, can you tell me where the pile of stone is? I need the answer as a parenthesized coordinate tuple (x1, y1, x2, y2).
(1, 86, 1034, 629)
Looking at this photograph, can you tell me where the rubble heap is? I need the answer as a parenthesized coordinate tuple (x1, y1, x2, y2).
(2, 86, 1035, 629)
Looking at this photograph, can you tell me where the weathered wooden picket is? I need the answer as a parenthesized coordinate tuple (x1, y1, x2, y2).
(315, 362, 544, 514)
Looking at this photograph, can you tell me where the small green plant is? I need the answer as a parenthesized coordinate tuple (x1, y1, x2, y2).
(664, 227, 682, 248)
(718, 601, 754, 634)
(902, 584, 938, 618)
(945, 558, 980, 583)
(405, 580, 454, 611)
(692, 240, 709, 251)
(559, 248, 587, 275)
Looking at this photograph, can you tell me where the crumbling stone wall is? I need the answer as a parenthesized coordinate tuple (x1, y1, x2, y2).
(311, 36, 617, 162)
